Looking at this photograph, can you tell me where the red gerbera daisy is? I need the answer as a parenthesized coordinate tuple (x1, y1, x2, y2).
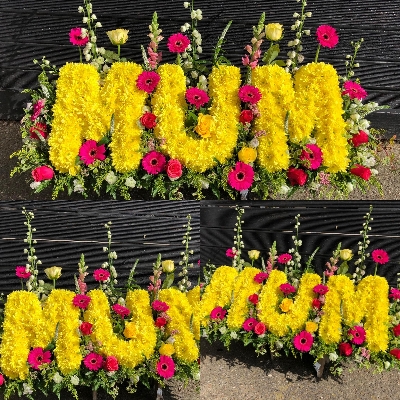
(348, 326, 366, 345)
(238, 85, 262, 104)
(277, 254, 292, 264)
(136, 71, 160, 93)
(185, 87, 209, 108)
(93, 268, 110, 282)
(210, 306, 227, 320)
(72, 294, 91, 309)
(279, 283, 296, 295)
(371, 249, 389, 265)
(69, 27, 89, 46)
(83, 352, 104, 371)
(142, 151, 167, 175)
(300, 144, 323, 170)
(254, 272, 269, 283)
(167, 33, 190, 53)
(152, 300, 170, 312)
(316, 25, 339, 48)
(342, 81, 368, 100)
(79, 140, 106, 165)
(242, 317, 258, 332)
(29, 122, 48, 140)
(156, 355, 175, 379)
(28, 347, 51, 370)
(227, 161, 254, 191)
(112, 304, 131, 318)
(293, 331, 314, 352)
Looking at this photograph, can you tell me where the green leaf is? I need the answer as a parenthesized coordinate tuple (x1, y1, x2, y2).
(162, 272, 174, 289)
(273, 59, 286, 67)
(98, 135, 111, 146)
(337, 261, 349, 275)
(262, 44, 280, 64)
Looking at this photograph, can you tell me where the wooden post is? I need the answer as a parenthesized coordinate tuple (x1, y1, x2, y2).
(92, 389, 97, 400)
(314, 355, 329, 378)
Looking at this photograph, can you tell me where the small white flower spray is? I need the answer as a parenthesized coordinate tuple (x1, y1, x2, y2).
(232, 207, 245, 271)
(178, 214, 194, 292)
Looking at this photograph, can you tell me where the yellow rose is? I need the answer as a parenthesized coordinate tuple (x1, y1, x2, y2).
(265, 23, 284, 41)
(238, 147, 257, 164)
(123, 322, 137, 339)
(106, 29, 129, 45)
(248, 250, 260, 261)
(279, 298, 293, 313)
(44, 266, 62, 280)
(162, 260, 175, 273)
(195, 114, 214, 138)
(305, 321, 318, 333)
(159, 343, 175, 356)
(340, 249, 353, 261)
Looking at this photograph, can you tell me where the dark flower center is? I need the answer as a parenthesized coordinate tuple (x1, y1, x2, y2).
(151, 158, 158, 166)
(89, 149, 97, 157)
(37, 355, 43, 362)
(162, 363, 168, 370)
(146, 79, 153, 85)
(91, 358, 97, 364)
(323, 34, 329, 40)
(355, 332, 360, 337)
(300, 338, 307, 345)
(236, 172, 245, 181)
(176, 40, 182, 46)
(194, 95, 201, 100)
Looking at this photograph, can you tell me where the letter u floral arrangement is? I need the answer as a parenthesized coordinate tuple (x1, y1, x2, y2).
(11, 0, 391, 200)
(201, 206, 400, 376)
(0, 209, 200, 399)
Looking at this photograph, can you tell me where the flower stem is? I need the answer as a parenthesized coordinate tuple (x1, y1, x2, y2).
(79, 47, 82, 63)
(314, 44, 321, 63)
(21, 279, 24, 291)
(374, 262, 378, 276)
(117, 45, 121, 58)
(53, 279, 56, 289)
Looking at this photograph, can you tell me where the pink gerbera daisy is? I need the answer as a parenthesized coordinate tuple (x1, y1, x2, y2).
(16, 266, 31, 279)
(83, 352, 104, 371)
(300, 144, 323, 170)
(238, 85, 262, 104)
(142, 151, 167, 175)
(390, 288, 400, 300)
(185, 87, 210, 108)
(79, 140, 106, 165)
(371, 249, 389, 265)
(72, 294, 91, 309)
(348, 326, 366, 345)
(277, 254, 292, 264)
(313, 284, 329, 295)
(28, 347, 51, 370)
(167, 33, 190, 53)
(136, 71, 161, 93)
(227, 162, 254, 191)
(279, 283, 296, 295)
(242, 317, 258, 332)
(156, 355, 175, 379)
(316, 25, 339, 48)
(69, 27, 89, 46)
(342, 81, 368, 100)
(293, 331, 314, 352)
(210, 306, 227, 320)
(112, 304, 131, 318)
(30, 99, 46, 121)
(93, 268, 110, 282)
(152, 300, 170, 312)
(254, 272, 269, 283)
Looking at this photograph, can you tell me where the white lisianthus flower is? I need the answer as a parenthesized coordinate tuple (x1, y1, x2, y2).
(70, 375, 79, 385)
(105, 171, 118, 185)
(125, 177, 136, 188)
(53, 372, 63, 384)
(329, 352, 338, 361)
(279, 184, 290, 195)
(230, 331, 238, 339)
(347, 182, 354, 192)
(23, 384, 33, 395)
(30, 181, 41, 190)
(219, 326, 227, 334)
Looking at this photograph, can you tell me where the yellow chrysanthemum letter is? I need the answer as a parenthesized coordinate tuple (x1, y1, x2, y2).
(48, 63, 108, 175)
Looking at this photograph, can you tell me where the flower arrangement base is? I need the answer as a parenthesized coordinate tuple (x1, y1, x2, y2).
(314, 355, 329, 378)
(92, 389, 97, 400)
(156, 386, 164, 399)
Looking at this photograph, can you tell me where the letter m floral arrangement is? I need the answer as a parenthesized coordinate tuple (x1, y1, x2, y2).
(201, 206, 400, 376)
(0, 209, 199, 399)
(11, 0, 390, 199)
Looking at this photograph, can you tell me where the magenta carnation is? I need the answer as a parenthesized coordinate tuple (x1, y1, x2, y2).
(226, 248, 236, 258)
(152, 300, 170, 312)
(83, 352, 104, 371)
(313, 284, 329, 295)
(93, 268, 110, 282)
(279, 283, 296, 295)
(72, 294, 91, 309)
(31, 99, 46, 121)
(254, 272, 269, 283)
(390, 288, 400, 300)
(167, 33, 190, 53)
(277, 254, 292, 264)
(16, 266, 31, 279)
(142, 151, 167, 175)
(293, 331, 314, 352)
(316, 25, 339, 48)
(300, 144, 323, 170)
(342, 81, 368, 100)
(210, 306, 227, 320)
(69, 27, 89, 46)
(136, 71, 161, 93)
(238, 85, 262, 104)
(242, 317, 258, 332)
(112, 304, 131, 318)
(28, 347, 51, 370)
(227, 162, 254, 191)
(185, 87, 209, 108)
(371, 249, 389, 265)
(156, 355, 175, 379)
(79, 140, 106, 165)
(348, 326, 366, 345)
